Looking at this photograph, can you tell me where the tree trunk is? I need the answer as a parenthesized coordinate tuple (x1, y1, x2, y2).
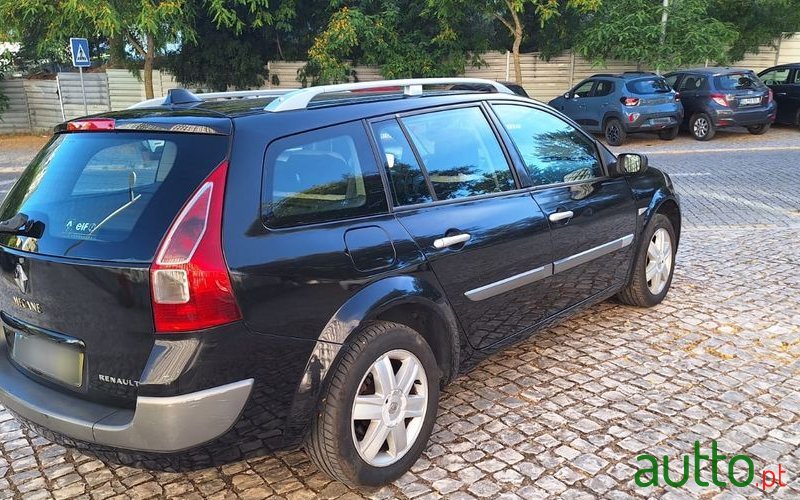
(143, 33, 155, 99)
(108, 35, 125, 68)
(512, 32, 522, 83)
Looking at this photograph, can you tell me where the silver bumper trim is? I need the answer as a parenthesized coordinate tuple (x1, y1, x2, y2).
(0, 341, 252, 453)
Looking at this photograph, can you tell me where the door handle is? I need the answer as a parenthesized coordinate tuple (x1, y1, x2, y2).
(776, 92, 788, 96)
(433, 233, 471, 249)
(549, 210, 574, 222)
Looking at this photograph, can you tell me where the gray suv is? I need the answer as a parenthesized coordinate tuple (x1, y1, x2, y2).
(549, 72, 684, 146)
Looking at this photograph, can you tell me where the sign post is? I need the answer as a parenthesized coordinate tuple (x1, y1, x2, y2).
(69, 38, 91, 116)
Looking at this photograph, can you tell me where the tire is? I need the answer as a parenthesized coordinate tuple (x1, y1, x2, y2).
(604, 118, 627, 146)
(690, 113, 715, 141)
(747, 123, 770, 135)
(617, 213, 676, 307)
(658, 126, 679, 140)
(305, 321, 440, 487)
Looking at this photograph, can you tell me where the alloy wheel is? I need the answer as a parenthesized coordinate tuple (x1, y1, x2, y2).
(646, 228, 672, 295)
(693, 117, 709, 138)
(351, 349, 428, 467)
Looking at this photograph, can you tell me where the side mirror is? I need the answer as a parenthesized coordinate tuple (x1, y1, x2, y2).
(564, 92, 572, 99)
(611, 153, 649, 176)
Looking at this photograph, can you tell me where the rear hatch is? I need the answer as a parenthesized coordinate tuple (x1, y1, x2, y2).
(0, 122, 229, 406)
(714, 71, 770, 110)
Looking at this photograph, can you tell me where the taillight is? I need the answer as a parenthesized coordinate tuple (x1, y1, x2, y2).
(67, 118, 115, 131)
(150, 160, 241, 333)
(620, 97, 640, 106)
(674, 92, 681, 102)
(710, 93, 729, 107)
(767, 88, 773, 104)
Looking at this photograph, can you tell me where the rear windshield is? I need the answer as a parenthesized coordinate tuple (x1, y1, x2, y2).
(0, 132, 228, 262)
(626, 78, 672, 94)
(714, 72, 765, 90)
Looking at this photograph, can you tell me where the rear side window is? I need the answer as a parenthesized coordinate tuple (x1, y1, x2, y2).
(0, 132, 228, 262)
(493, 104, 603, 187)
(400, 107, 515, 201)
(371, 119, 433, 206)
(626, 78, 672, 94)
(715, 72, 765, 90)
(262, 122, 388, 228)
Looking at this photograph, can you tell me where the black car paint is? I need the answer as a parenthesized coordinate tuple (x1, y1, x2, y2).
(0, 92, 680, 452)
(758, 64, 800, 126)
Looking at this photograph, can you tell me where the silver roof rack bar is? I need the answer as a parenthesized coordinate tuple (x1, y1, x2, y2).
(129, 88, 292, 109)
(264, 78, 514, 112)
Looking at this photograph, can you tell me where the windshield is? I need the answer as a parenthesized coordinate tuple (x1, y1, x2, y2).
(715, 72, 765, 90)
(626, 78, 672, 94)
(0, 132, 228, 262)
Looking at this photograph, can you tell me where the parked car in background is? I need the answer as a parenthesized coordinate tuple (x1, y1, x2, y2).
(548, 72, 683, 146)
(758, 63, 800, 128)
(664, 67, 776, 140)
(0, 78, 680, 487)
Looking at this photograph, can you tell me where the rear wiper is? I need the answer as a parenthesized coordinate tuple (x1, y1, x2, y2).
(0, 213, 44, 238)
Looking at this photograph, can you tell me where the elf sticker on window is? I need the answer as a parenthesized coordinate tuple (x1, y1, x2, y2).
(65, 220, 97, 233)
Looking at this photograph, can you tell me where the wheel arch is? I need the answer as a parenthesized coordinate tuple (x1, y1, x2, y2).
(602, 111, 624, 130)
(283, 274, 464, 443)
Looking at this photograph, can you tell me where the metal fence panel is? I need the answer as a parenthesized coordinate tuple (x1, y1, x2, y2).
(0, 79, 32, 134)
(23, 80, 62, 131)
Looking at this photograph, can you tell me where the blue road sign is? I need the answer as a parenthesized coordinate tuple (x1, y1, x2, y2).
(70, 38, 91, 68)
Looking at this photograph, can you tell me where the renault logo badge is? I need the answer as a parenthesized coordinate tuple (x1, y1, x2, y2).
(14, 263, 29, 294)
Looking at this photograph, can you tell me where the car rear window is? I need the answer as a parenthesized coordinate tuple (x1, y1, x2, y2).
(0, 132, 228, 262)
(715, 72, 765, 90)
(626, 78, 672, 94)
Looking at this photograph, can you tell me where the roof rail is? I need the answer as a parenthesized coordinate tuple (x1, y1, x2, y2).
(264, 78, 514, 112)
(129, 88, 292, 109)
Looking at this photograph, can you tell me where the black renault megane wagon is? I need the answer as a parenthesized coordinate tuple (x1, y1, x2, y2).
(0, 78, 680, 486)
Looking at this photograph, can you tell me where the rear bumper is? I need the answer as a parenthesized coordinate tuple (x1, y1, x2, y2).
(625, 111, 683, 132)
(0, 339, 253, 453)
(713, 104, 777, 127)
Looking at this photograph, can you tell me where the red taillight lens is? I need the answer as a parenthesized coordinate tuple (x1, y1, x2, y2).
(767, 88, 773, 104)
(150, 160, 241, 333)
(620, 97, 640, 106)
(67, 118, 116, 131)
(710, 93, 729, 107)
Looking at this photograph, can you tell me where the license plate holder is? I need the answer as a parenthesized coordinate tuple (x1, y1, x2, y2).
(10, 331, 85, 388)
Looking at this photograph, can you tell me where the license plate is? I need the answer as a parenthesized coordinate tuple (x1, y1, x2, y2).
(740, 97, 760, 105)
(10, 331, 84, 387)
(652, 117, 672, 124)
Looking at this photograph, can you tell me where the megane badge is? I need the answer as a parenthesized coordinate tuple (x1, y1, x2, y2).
(14, 263, 29, 294)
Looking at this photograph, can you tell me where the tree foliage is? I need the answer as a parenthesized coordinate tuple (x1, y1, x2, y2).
(303, 1, 489, 84)
(575, 0, 738, 70)
(711, 0, 800, 61)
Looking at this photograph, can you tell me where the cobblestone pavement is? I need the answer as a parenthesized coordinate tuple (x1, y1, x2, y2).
(0, 128, 799, 499)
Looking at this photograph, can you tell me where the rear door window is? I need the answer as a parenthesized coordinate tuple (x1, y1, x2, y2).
(262, 122, 388, 228)
(0, 132, 228, 262)
(594, 80, 614, 97)
(400, 107, 515, 201)
(371, 119, 433, 206)
(679, 75, 708, 91)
